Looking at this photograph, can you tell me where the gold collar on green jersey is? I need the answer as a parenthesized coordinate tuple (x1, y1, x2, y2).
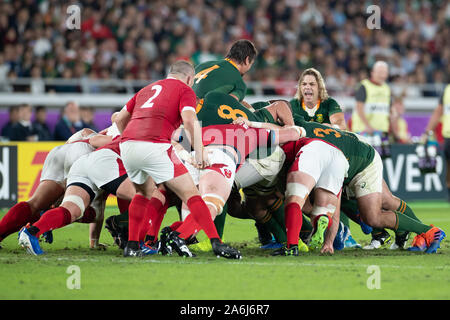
(225, 58, 239, 71)
(302, 99, 321, 117)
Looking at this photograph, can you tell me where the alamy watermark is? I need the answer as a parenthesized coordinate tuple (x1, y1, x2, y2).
(66, 265, 81, 289)
(366, 265, 381, 289)
(66, 5, 81, 30)
(366, 5, 381, 29)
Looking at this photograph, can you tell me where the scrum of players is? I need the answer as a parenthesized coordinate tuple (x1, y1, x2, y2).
(0, 40, 445, 258)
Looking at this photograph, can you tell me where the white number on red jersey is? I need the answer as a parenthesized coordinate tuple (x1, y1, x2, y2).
(141, 85, 163, 109)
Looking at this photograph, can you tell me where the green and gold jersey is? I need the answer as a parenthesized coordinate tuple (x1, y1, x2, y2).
(196, 91, 259, 127)
(294, 116, 375, 184)
(192, 58, 247, 102)
(289, 97, 343, 124)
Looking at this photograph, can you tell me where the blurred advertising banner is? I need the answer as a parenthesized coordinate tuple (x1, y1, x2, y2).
(382, 144, 447, 201)
(0, 142, 117, 208)
(0, 145, 18, 207)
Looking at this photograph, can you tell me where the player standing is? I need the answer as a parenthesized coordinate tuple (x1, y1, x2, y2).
(115, 60, 241, 258)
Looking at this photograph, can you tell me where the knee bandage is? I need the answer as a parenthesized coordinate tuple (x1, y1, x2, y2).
(62, 195, 86, 215)
(285, 183, 309, 199)
(310, 204, 337, 218)
(202, 194, 226, 215)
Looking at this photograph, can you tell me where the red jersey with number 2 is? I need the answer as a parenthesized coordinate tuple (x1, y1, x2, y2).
(121, 78, 197, 143)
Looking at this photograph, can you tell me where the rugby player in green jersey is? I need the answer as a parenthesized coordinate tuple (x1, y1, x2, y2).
(188, 40, 257, 250)
(289, 68, 346, 129)
(237, 115, 446, 254)
(194, 90, 298, 250)
(193, 39, 257, 113)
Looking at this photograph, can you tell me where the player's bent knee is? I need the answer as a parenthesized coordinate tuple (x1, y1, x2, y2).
(62, 195, 86, 220)
(202, 194, 225, 216)
(310, 204, 336, 218)
(285, 182, 309, 199)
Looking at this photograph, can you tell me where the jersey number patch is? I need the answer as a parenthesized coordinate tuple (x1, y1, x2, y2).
(141, 85, 163, 109)
(194, 65, 219, 84)
(313, 127, 341, 138)
(217, 104, 248, 120)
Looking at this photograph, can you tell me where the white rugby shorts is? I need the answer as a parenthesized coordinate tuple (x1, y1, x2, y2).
(289, 140, 349, 195)
(40, 142, 95, 184)
(66, 148, 124, 194)
(120, 140, 187, 185)
(182, 148, 236, 187)
(346, 150, 383, 198)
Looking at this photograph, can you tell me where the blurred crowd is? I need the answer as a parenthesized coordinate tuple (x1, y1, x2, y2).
(0, 102, 98, 141)
(0, 0, 449, 96)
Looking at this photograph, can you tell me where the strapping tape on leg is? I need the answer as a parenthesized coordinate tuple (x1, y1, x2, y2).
(285, 183, 309, 199)
(202, 193, 225, 215)
(310, 204, 336, 218)
(62, 195, 86, 216)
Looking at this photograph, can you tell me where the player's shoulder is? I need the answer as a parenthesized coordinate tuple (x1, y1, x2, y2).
(195, 60, 222, 71)
(321, 97, 342, 109)
(158, 78, 193, 92)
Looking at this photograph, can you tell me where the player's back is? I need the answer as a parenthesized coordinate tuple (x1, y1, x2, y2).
(293, 116, 375, 182)
(201, 124, 272, 166)
(122, 78, 196, 143)
(193, 59, 246, 101)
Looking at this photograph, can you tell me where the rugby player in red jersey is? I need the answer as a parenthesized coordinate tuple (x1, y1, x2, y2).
(167, 123, 304, 249)
(114, 60, 241, 258)
(17, 135, 137, 255)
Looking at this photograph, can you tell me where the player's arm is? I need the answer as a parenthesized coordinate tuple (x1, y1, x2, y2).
(422, 102, 443, 142)
(115, 93, 137, 133)
(354, 85, 374, 133)
(66, 128, 97, 143)
(179, 87, 208, 168)
(321, 205, 340, 254)
(233, 116, 283, 131)
(273, 126, 305, 145)
(241, 100, 256, 112)
(272, 101, 294, 126)
(329, 112, 347, 130)
(88, 134, 113, 149)
(181, 109, 208, 168)
(115, 107, 131, 134)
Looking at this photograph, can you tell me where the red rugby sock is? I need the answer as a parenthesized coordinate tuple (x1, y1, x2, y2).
(285, 202, 302, 247)
(128, 194, 149, 242)
(32, 207, 72, 237)
(186, 195, 219, 240)
(0, 202, 38, 240)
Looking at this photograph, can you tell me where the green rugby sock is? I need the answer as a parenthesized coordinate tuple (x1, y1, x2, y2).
(214, 203, 227, 239)
(340, 212, 350, 228)
(269, 199, 285, 229)
(394, 212, 432, 235)
(260, 213, 287, 243)
(396, 200, 421, 222)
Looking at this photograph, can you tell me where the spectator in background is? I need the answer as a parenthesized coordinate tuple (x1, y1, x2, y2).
(0, 0, 448, 95)
(33, 105, 52, 141)
(422, 83, 450, 201)
(389, 95, 412, 144)
(9, 103, 38, 141)
(54, 101, 84, 141)
(1, 105, 20, 139)
(80, 106, 98, 131)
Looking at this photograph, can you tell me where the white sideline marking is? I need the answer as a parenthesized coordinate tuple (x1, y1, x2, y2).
(0, 256, 448, 270)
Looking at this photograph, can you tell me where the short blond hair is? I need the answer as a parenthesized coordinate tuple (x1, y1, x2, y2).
(295, 68, 329, 101)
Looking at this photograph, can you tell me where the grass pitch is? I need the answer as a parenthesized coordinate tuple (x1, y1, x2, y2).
(0, 201, 449, 300)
